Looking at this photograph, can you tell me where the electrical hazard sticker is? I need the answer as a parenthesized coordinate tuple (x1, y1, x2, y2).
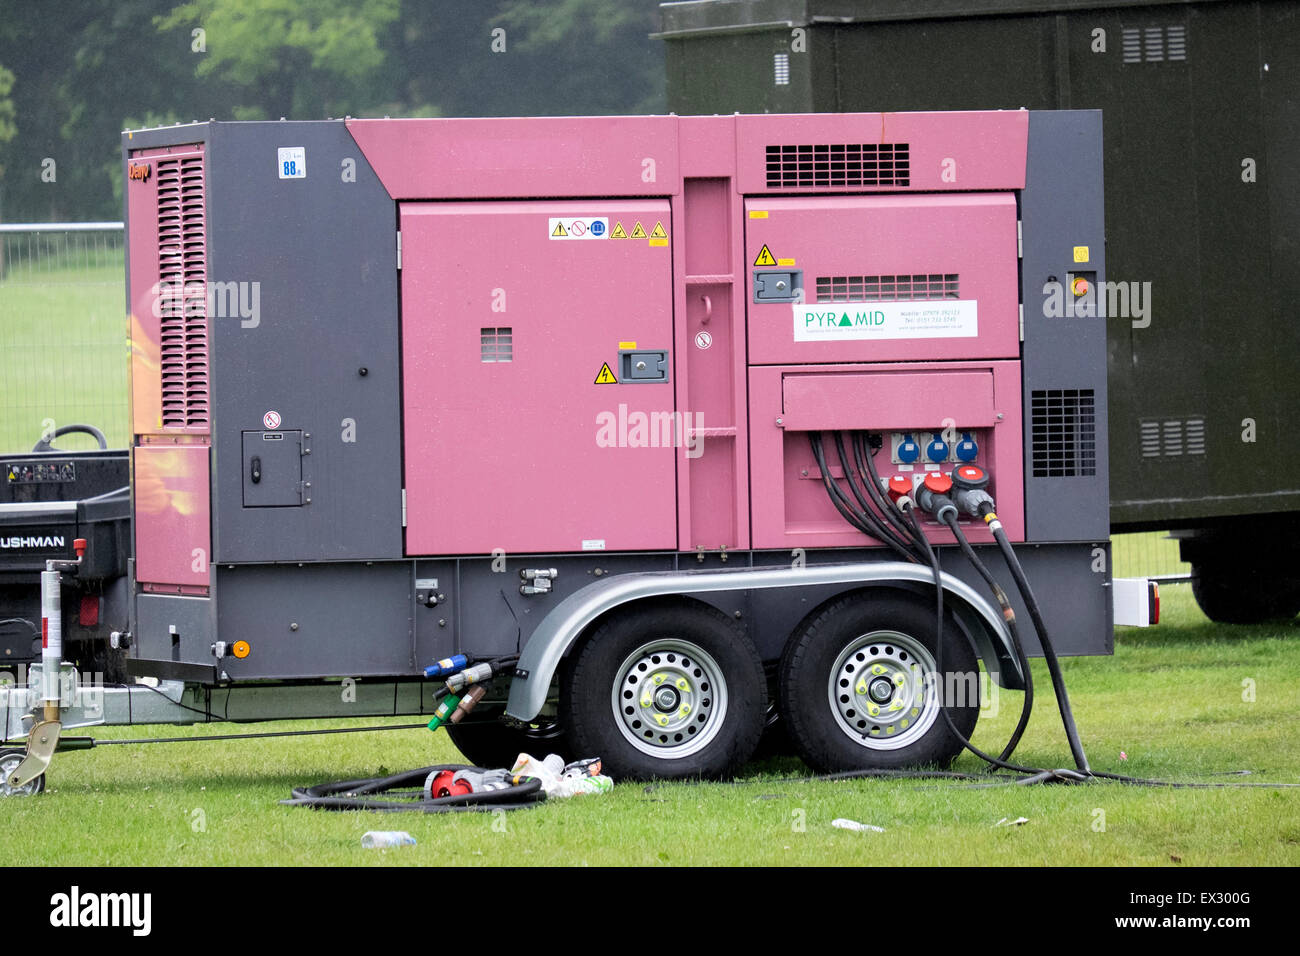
(594, 362, 619, 384)
(753, 245, 777, 267)
(549, 217, 609, 240)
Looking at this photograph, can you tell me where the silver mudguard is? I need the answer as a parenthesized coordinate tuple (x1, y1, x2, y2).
(504, 561, 1024, 722)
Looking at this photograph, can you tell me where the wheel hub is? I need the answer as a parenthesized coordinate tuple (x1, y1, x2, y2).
(828, 630, 940, 751)
(612, 639, 728, 758)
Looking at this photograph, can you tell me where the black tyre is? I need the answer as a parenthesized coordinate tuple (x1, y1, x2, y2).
(444, 712, 569, 770)
(0, 749, 45, 797)
(1191, 563, 1300, 625)
(562, 601, 766, 780)
(779, 593, 979, 773)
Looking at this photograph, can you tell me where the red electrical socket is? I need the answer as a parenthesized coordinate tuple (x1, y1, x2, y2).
(922, 472, 953, 495)
(887, 476, 912, 502)
(426, 769, 473, 799)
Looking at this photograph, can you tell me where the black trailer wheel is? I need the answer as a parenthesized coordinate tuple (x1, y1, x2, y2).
(0, 749, 45, 797)
(1191, 562, 1300, 625)
(561, 601, 766, 780)
(779, 593, 979, 773)
(444, 713, 569, 771)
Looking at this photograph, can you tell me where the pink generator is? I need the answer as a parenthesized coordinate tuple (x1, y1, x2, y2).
(70, 110, 1109, 780)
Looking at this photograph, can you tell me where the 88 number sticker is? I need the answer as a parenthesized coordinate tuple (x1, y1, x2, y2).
(278, 147, 306, 179)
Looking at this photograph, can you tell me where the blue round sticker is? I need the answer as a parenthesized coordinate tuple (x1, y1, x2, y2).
(590, 220, 606, 236)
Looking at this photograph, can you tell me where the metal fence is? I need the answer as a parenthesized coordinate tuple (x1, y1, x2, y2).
(0, 222, 127, 455)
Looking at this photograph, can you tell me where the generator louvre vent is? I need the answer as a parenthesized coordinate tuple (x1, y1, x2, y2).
(765, 143, 909, 188)
(773, 53, 790, 86)
(1140, 417, 1205, 459)
(156, 152, 208, 430)
(817, 273, 958, 303)
(480, 327, 513, 363)
(1140, 420, 1162, 458)
(1123, 25, 1187, 64)
(1031, 389, 1097, 478)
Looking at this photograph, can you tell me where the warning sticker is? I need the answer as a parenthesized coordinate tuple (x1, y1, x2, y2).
(648, 221, 669, 247)
(754, 245, 777, 267)
(793, 301, 979, 342)
(630, 221, 647, 239)
(610, 221, 629, 239)
(549, 217, 609, 240)
(594, 362, 619, 384)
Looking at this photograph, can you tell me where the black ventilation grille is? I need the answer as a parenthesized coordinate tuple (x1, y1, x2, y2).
(1123, 25, 1187, 63)
(766, 143, 909, 188)
(1031, 389, 1097, 478)
(480, 327, 513, 363)
(817, 273, 958, 303)
(1140, 417, 1205, 459)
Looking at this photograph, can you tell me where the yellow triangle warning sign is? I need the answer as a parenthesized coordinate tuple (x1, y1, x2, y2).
(649, 221, 668, 239)
(630, 221, 647, 239)
(610, 221, 629, 239)
(552, 221, 568, 237)
(594, 362, 619, 385)
(753, 244, 777, 267)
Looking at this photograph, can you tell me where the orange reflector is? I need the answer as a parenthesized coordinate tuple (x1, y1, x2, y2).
(232, 640, 251, 659)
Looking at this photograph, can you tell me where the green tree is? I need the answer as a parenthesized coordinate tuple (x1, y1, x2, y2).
(157, 0, 401, 120)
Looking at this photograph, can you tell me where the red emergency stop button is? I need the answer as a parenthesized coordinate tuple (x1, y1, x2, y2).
(1071, 276, 1090, 297)
(922, 472, 952, 494)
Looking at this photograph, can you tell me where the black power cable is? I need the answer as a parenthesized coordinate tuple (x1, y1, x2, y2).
(902, 501, 1044, 776)
(281, 765, 546, 813)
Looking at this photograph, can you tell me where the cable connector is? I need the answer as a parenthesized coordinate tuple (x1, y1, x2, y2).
(915, 472, 957, 525)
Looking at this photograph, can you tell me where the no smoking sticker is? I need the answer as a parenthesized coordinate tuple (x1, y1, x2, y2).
(694, 331, 713, 350)
(263, 410, 282, 429)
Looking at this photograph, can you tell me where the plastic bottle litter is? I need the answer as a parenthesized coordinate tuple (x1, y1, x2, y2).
(831, 818, 886, 833)
(361, 830, 417, 848)
(510, 753, 614, 797)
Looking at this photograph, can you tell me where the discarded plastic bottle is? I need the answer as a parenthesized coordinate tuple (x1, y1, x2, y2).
(361, 831, 417, 848)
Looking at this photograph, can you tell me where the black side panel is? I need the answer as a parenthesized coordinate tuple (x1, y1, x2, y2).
(1021, 111, 1110, 542)
(206, 121, 402, 563)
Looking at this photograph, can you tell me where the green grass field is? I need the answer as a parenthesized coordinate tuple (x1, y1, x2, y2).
(1, 585, 1295, 867)
(0, 257, 129, 455)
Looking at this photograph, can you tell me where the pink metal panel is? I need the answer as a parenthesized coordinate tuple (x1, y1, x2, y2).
(749, 362, 1025, 550)
(735, 111, 1028, 194)
(782, 372, 995, 431)
(134, 441, 211, 588)
(746, 194, 1020, 364)
(675, 176, 750, 551)
(127, 144, 206, 437)
(347, 116, 679, 200)
(401, 200, 678, 556)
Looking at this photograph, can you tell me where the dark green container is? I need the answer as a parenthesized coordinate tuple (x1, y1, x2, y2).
(659, 0, 1300, 619)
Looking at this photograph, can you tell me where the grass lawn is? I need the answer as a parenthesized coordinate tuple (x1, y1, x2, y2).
(1, 584, 1295, 866)
(0, 258, 129, 455)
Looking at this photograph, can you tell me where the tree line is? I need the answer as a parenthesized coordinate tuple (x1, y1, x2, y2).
(0, 0, 664, 222)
